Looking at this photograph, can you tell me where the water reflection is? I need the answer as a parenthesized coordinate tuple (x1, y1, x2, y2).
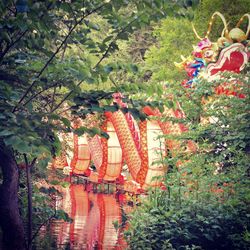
(45, 184, 129, 250)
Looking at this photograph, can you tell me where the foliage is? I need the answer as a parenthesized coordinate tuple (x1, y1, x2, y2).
(127, 198, 250, 250)
(144, 17, 196, 83)
(104, 26, 157, 86)
(0, 0, 201, 248)
(126, 71, 250, 249)
(0, 0, 199, 165)
(18, 170, 72, 243)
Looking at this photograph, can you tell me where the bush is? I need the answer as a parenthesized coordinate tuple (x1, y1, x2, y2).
(126, 71, 250, 249)
(127, 198, 250, 250)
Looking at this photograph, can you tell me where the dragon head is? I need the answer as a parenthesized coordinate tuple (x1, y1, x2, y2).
(176, 12, 249, 87)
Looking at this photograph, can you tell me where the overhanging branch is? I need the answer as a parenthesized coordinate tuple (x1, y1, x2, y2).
(13, 2, 107, 113)
(94, 14, 143, 69)
(50, 14, 144, 113)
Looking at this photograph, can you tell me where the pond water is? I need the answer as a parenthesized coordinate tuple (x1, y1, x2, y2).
(36, 184, 133, 250)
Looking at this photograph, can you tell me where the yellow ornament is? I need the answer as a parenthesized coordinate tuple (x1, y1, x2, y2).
(174, 55, 193, 70)
(229, 28, 247, 42)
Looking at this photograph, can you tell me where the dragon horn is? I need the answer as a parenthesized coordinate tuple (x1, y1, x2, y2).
(181, 55, 186, 60)
(237, 13, 250, 38)
(205, 11, 229, 39)
(192, 23, 202, 40)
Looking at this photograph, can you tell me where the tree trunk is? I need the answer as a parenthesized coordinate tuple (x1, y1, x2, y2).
(0, 141, 26, 250)
(24, 155, 33, 250)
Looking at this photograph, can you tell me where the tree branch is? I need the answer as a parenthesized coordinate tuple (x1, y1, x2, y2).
(57, 107, 72, 115)
(50, 16, 143, 113)
(24, 154, 36, 250)
(13, 2, 107, 113)
(22, 82, 60, 107)
(50, 86, 57, 111)
(0, 70, 25, 85)
(31, 207, 56, 243)
(0, 2, 56, 62)
(50, 80, 84, 113)
(109, 75, 119, 88)
(7, 6, 16, 15)
(67, 3, 78, 24)
(0, 30, 28, 62)
(94, 15, 142, 69)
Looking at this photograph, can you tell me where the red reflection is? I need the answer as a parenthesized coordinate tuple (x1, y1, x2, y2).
(51, 184, 128, 249)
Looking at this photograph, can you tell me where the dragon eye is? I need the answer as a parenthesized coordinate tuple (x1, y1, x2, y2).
(204, 50, 214, 58)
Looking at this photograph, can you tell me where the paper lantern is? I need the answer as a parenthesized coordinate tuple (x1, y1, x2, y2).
(141, 120, 166, 189)
(70, 120, 91, 175)
(109, 93, 168, 189)
(94, 120, 122, 182)
(109, 108, 168, 189)
(98, 120, 108, 181)
(103, 120, 123, 182)
(143, 105, 196, 154)
(135, 120, 149, 186)
(136, 119, 167, 188)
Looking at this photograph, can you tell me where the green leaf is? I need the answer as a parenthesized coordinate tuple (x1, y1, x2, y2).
(61, 117, 71, 127)
(1, 31, 11, 43)
(4, 136, 23, 147)
(100, 131, 109, 139)
(0, 130, 14, 137)
(102, 35, 113, 44)
(15, 141, 31, 154)
(86, 21, 100, 31)
(49, 180, 60, 185)
(38, 157, 50, 169)
(91, 127, 101, 135)
(104, 106, 118, 112)
(75, 126, 87, 136)
(130, 64, 138, 72)
(104, 65, 114, 73)
(91, 106, 103, 112)
(118, 32, 129, 40)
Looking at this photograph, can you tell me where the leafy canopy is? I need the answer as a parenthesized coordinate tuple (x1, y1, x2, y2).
(0, 0, 199, 165)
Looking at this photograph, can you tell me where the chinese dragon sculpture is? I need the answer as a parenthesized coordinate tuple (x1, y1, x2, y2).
(53, 12, 249, 193)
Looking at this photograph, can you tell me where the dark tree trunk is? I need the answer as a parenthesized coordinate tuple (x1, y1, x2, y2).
(24, 155, 33, 250)
(0, 141, 26, 250)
